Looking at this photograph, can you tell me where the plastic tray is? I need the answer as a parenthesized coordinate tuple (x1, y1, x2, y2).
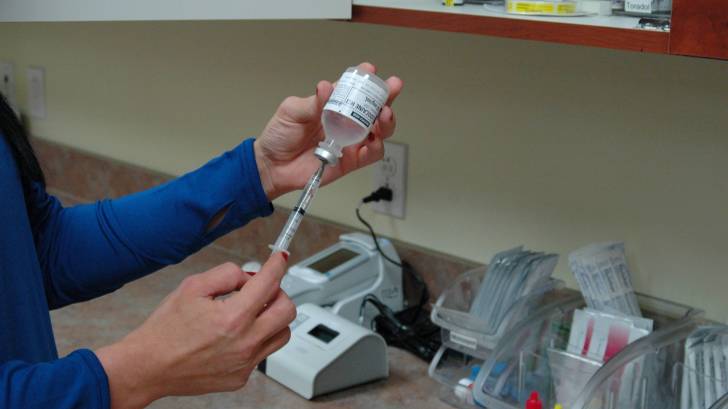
(431, 266, 566, 359)
(472, 293, 706, 409)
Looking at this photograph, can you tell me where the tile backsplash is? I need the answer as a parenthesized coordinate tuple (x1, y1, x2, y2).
(33, 137, 479, 301)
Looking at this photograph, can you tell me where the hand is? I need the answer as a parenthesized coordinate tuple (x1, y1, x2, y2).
(96, 254, 294, 409)
(255, 62, 404, 200)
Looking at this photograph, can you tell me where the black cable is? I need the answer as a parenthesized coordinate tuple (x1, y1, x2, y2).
(359, 294, 441, 361)
(355, 203, 402, 268)
(356, 186, 430, 325)
(359, 294, 403, 330)
(406, 261, 429, 321)
(354, 188, 440, 361)
(355, 189, 429, 311)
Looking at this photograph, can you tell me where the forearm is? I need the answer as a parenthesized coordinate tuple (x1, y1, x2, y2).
(0, 350, 110, 409)
(36, 139, 273, 308)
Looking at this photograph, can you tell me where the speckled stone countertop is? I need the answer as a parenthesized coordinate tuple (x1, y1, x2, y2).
(51, 245, 452, 409)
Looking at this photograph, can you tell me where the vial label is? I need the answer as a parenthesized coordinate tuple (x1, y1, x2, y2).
(324, 71, 388, 130)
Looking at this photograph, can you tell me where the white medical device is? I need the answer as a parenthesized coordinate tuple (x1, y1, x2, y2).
(260, 303, 389, 399)
(281, 232, 403, 327)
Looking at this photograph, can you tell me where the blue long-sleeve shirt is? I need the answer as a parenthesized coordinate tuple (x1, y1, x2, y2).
(0, 136, 273, 408)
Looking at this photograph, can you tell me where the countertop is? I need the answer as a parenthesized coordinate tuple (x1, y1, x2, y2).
(50, 245, 451, 409)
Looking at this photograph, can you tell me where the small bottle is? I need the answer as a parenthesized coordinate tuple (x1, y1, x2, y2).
(315, 67, 389, 165)
(526, 391, 543, 409)
(453, 365, 481, 404)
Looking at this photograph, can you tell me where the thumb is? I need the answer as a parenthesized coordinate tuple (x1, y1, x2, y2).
(281, 81, 332, 123)
(315, 80, 334, 113)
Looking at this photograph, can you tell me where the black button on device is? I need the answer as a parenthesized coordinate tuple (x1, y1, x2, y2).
(308, 324, 339, 343)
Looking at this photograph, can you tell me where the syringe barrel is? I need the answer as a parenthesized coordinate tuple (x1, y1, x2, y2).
(269, 162, 326, 255)
(270, 209, 304, 255)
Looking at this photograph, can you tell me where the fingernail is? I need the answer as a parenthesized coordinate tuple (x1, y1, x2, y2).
(281, 252, 289, 262)
(368, 134, 375, 142)
(244, 270, 256, 276)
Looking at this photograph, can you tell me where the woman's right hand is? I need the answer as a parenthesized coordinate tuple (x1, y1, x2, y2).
(96, 253, 295, 409)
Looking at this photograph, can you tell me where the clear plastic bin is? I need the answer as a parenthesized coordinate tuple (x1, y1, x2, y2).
(428, 346, 485, 408)
(574, 323, 728, 409)
(472, 293, 706, 409)
(429, 285, 583, 408)
(430, 266, 568, 359)
(714, 393, 728, 409)
(472, 290, 586, 409)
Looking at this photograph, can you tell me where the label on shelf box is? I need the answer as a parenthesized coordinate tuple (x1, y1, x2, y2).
(506, 0, 577, 15)
(625, 0, 653, 13)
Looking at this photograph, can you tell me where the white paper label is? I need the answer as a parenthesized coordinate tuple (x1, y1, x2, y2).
(324, 71, 388, 130)
(625, 0, 653, 13)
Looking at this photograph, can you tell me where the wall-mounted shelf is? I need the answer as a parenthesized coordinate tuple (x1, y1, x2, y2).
(352, 0, 668, 53)
(1, 0, 723, 59)
(0, 0, 351, 22)
(351, 0, 728, 60)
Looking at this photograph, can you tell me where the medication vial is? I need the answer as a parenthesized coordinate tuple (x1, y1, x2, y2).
(270, 67, 390, 255)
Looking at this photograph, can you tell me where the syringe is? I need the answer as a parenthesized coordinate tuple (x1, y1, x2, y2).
(269, 160, 327, 255)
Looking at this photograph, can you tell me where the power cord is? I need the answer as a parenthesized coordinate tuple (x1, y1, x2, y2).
(356, 187, 401, 268)
(359, 294, 441, 361)
(358, 294, 401, 328)
(356, 187, 440, 361)
(356, 187, 429, 310)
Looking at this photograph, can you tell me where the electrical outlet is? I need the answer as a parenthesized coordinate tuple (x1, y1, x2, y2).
(0, 62, 18, 113)
(372, 141, 407, 219)
(27, 66, 46, 119)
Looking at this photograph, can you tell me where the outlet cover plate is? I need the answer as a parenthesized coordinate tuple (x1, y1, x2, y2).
(0, 62, 17, 112)
(27, 66, 46, 119)
(372, 141, 407, 219)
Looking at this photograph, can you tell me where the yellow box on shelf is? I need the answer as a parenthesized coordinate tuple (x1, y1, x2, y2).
(505, 0, 578, 15)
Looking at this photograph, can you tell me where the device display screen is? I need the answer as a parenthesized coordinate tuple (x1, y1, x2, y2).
(307, 248, 358, 273)
(308, 324, 339, 343)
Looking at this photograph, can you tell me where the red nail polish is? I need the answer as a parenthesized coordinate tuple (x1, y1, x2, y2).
(281, 252, 289, 262)
(244, 270, 256, 276)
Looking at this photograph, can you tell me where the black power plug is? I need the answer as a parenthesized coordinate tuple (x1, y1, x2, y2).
(361, 186, 393, 204)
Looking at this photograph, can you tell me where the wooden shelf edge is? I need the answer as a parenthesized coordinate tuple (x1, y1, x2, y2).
(352, 5, 669, 54)
(670, 0, 728, 60)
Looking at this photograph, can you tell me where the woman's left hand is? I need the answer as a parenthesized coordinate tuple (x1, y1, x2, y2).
(254, 62, 403, 200)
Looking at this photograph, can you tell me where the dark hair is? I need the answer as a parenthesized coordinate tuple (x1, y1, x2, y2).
(0, 94, 46, 202)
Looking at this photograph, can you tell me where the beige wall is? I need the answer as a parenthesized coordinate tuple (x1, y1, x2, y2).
(1, 20, 727, 320)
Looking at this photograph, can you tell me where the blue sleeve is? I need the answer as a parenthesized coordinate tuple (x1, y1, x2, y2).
(29, 138, 273, 309)
(0, 349, 109, 409)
